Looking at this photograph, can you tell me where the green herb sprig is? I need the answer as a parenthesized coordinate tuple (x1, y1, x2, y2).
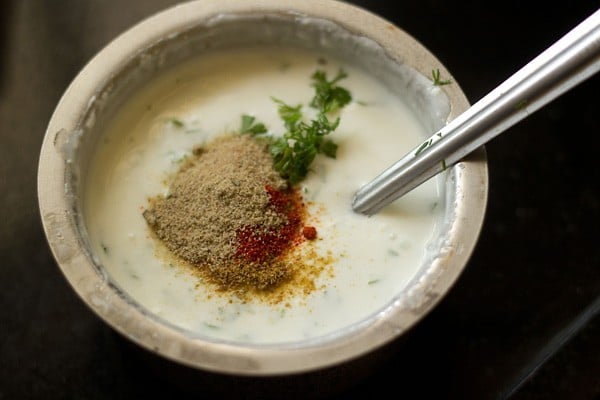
(241, 69, 352, 185)
(240, 115, 267, 135)
(431, 69, 452, 86)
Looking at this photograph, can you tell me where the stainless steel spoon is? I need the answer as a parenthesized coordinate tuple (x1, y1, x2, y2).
(352, 8, 600, 216)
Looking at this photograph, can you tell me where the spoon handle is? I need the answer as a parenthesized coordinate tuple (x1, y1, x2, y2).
(352, 8, 600, 216)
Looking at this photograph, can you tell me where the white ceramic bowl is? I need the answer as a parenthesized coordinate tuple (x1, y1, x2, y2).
(37, 0, 487, 379)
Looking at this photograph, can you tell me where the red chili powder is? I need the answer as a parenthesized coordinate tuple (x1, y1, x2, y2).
(235, 185, 310, 263)
(302, 226, 317, 240)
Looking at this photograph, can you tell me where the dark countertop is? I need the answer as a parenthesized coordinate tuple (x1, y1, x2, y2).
(1, 1, 598, 399)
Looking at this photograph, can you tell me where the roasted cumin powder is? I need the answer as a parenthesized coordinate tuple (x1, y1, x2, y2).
(143, 134, 317, 292)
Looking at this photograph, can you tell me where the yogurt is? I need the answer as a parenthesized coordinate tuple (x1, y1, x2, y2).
(83, 46, 445, 344)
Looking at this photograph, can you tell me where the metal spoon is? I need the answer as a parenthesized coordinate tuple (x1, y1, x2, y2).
(352, 8, 600, 216)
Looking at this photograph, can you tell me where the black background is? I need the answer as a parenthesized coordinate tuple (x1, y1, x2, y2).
(1, 1, 599, 399)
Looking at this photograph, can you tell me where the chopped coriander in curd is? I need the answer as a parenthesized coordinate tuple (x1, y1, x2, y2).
(83, 46, 445, 344)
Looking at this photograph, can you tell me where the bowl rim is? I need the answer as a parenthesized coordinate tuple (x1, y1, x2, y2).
(37, 0, 488, 376)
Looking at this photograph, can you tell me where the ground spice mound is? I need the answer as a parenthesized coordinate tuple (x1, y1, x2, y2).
(143, 134, 313, 291)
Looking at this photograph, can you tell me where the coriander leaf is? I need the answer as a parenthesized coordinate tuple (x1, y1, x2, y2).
(269, 100, 341, 184)
(269, 137, 288, 158)
(240, 115, 267, 135)
(240, 115, 254, 132)
(272, 98, 302, 131)
(168, 117, 185, 128)
(431, 69, 452, 86)
(310, 69, 352, 113)
(320, 139, 338, 158)
(241, 70, 352, 185)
